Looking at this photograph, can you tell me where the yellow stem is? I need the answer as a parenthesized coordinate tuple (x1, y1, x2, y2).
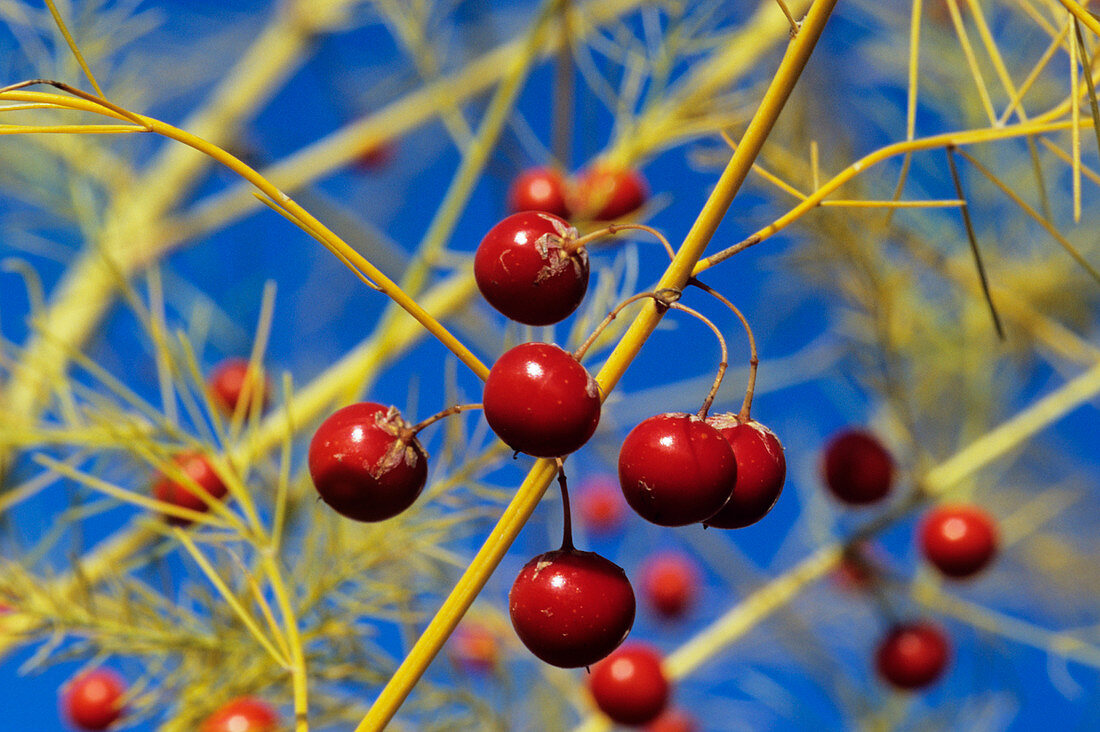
(695, 118, 1083, 272)
(262, 552, 310, 732)
(355, 459, 560, 730)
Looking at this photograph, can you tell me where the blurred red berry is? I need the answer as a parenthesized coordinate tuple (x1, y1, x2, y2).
(822, 429, 895, 505)
(589, 643, 669, 726)
(508, 166, 571, 218)
(875, 621, 950, 691)
(62, 669, 126, 731)
(208, 357, 269, 415)
(201, 697, 279, 732)
(574, 165, 648, 221)
(641, 552, 699, 619)
(152, 452, 229, 525)
(578, 477, 627, 535)
(449, 622, 500, 674)
(920, 504, 998, 579)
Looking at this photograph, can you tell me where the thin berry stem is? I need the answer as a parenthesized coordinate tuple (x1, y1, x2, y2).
(407, 403, 484, 437)
(572, 290, 681, 362)
(566, 222, 676, 260)
(690, 278, 758, 421)
(667, 303, 727, 420)
(556, 460, 574, 552)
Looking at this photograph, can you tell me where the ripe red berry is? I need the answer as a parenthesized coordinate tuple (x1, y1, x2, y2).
(618, 413, 736, 526)
(919, 504, 998, 579)
(646, 709, 698, 732)
(448, 622, 500, 674)
(640, 552, 699, 619)
(62, 669, 126, 731)
(308, 402, 428, 522)
(589, 643, 669, 726)
(508, 167, 571, 218)
(509, 548, 635, 668)
(875, 621, 950, 690)
(578, 476, 628, 535)
(482, 342, 601, 457)
(201, 697, 279, 732)
(822, 429, 895, 505)
(208, 358, 269, 415)
(573, 165, 648, 221)
(703, 414, 786, 528)
(474, 211, 588, 326)
(152, 452, 229, 525)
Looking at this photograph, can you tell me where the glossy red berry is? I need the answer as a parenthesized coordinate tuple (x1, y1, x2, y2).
(474, 211, 588, 326)
(703, 414, 786, 528)
(508, 167, 571, 218)
(640, 552, 699, 619)
(152, 452, 229, 525)
(875, 621, 950, 690)
(483, 342, 601, 457)
(208, 358, 269, 415)
(589, 643, 669, 726)
(919, 504, 998, 579)
(822, 429, 895, 505)
(509, 548, 635, 668)
(201, 697, 279, 732)
(448, 622, 500, 674)
(62, 669, 126, 731)
(308, 402, 428, 522)
(578, 476, 628, 535)
(646, 709, 698, 732)
(618, 413, 736, 526)
(573, 165, 648, 221)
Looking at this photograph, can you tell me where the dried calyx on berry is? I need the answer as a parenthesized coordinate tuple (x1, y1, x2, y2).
(308, 402, 429, 522)
(702, 413, 786, 528)
(474, 211, 588, 326)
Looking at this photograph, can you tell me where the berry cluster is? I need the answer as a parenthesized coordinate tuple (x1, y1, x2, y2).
(820, 429, 1000, 691)
(507, 165, 649, 222)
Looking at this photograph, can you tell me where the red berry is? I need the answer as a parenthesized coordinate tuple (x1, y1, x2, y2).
(201, 697, 279, 732)
(589, 643, 669, 726)
(646, 709, 698, 732)
(875, 621, 950, 690)
(152, 452, 229, 525)
(62, 669, 126, 731)
(703, 414, 786, 528)
(578, 476, 627, 535)
(474, 211, 588, 326)
(508, 167, 571, 218)
(822, 429, 894, 505)
(618, 413, 736, 526)
(919, 504, 998, 578)
(640, 552, 699, 619)
(483, 342, 601, 457)
(208, 358, 269, 415)
(308, 402, 428, 522)
(448, 622, 500, 674)
(509, 548, 635, 668)
(573, 165, 648, 221)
